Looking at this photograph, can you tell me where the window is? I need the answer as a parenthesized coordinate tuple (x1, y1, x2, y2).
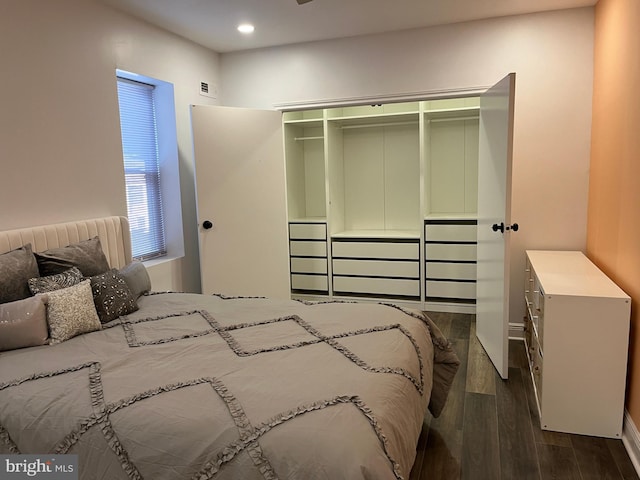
(116, 77, 167, 261)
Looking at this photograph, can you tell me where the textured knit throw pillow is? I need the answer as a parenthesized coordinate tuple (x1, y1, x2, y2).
(46, 280, 102, 344)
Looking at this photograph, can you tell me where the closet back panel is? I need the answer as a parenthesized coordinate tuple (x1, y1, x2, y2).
(285, 125, 325, 219)
(426, 118, 478, 215)
(342, 124, 419, 231)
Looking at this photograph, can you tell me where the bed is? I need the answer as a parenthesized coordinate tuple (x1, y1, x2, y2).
(0, 216, 460, 480)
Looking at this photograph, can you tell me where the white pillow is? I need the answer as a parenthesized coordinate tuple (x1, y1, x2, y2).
(45, 279, 101, 344)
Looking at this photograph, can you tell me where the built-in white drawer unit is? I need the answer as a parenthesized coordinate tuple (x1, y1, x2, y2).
(289, 222, 329, 295)
(424, 219, 477, 304)
(331, 237, 420, 300)
(332, 276, 420, 298)
(425, 280, 476, 299)
(332, 241, 419, 260)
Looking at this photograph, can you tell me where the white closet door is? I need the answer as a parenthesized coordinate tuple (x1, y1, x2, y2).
(476, 73, 516, 380)
(191, 105, 290, 299)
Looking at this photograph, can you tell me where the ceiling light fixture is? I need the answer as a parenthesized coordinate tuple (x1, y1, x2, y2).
(237, 24, 255, 34)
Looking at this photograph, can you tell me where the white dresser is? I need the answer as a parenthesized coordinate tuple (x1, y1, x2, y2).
(524, 250, 631, 438)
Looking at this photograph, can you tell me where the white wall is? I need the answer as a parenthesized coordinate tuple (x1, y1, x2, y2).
(0, 3, 594, 319)
(0, 0, 221, 293)
(220, 8, 595, 326)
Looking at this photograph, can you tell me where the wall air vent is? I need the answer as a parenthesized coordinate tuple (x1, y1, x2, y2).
(199, 80, 217, 99)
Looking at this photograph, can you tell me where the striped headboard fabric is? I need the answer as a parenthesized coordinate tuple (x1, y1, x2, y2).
(0, 216, 132, 269)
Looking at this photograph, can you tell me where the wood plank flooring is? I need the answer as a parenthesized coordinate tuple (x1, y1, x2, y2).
(409, 312, 639, 480)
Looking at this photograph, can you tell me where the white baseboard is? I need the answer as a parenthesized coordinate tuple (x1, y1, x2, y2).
(623, 409, 640, 476)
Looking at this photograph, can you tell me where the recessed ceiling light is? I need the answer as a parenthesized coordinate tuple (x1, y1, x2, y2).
(237, 24, 255, 34)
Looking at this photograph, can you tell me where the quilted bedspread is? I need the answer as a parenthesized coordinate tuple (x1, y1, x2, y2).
(0, 293, 459, 480)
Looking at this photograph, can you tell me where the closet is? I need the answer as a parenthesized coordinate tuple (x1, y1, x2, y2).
(284, 98, 480, 311)
(192, 73, 513, 374)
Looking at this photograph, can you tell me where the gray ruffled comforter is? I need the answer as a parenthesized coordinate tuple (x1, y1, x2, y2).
(0, 293, 459, 480)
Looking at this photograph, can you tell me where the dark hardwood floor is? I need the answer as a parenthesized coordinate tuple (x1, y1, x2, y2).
(409, 312, 639, 480)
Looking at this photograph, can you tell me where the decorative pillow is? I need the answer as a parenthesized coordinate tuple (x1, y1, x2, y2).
(0, 244, 39, 304)
(28, 267, 83, 295)
(89, 269, 139, 324)
(35, 237, 110, 277)
(118, 261, 151, 299)
(0, 296, 49, 351)
(46, 280, 101, 344)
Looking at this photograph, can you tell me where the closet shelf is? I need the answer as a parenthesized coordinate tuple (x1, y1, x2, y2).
(294, 136, 324, 141)
(283, 118, 324, 128)
(425, 106, 479, 120)
(328, 112, 419, 127)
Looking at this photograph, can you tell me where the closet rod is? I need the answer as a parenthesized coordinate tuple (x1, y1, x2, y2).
(428, 116, 478, 123)
(340, 121, 418, 130)
(294, 136, 324, 141)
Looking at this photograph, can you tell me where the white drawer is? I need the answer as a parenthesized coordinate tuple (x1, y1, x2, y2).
(424, 224, 477, 242)
(333, 259, 419, 278)
(291, 257, 327, 274)
(332, 241, 419, 260)
(424, 243, 476, 261)
(291, 274, 328, 291)
(333, 276, 420, 297)
(426, 280, 476, 299)
(426, 262, 476, 281)
(289, 223, 327, 240)
(290, 240, 327, 257)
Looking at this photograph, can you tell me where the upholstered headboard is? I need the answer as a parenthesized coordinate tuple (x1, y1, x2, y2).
(0, 216, 132, 269)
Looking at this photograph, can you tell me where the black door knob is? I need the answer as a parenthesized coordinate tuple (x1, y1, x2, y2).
(202, 220, 213, 230)
(492, 222, 505, 233)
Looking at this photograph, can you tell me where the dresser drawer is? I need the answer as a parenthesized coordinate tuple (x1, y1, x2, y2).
(333, 276, 420, 297)
(290, 240, 327, 257)
(333, 259, 419, 278)
(426, 280, 476, 299)
(289, 223, 327, 240)
(531, 332, 543, 405)
(424, 243, 476, 261)
(425, 262, 476, 281)
(291, 257, 327, 274)
(332, 241, 419, 260)
(425, 224, 477, 242)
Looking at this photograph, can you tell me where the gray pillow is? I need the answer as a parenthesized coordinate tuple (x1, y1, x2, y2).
(0, 295, 49, 351)
(47, 280, 102, 344)
(28, 267, 83, 295)
(35, 237, 110, 277)
(0, 244, 39, 304)
(118, 261, 151, 299)
(89, 269, 139, 324)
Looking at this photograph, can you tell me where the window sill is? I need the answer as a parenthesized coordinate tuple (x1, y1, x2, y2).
(142, 253, 185, 269)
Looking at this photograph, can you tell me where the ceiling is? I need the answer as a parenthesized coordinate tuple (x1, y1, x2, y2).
(99, 0, 597, 53)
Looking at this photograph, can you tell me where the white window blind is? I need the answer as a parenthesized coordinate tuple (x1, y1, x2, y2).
(116, 77, 166, 261)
